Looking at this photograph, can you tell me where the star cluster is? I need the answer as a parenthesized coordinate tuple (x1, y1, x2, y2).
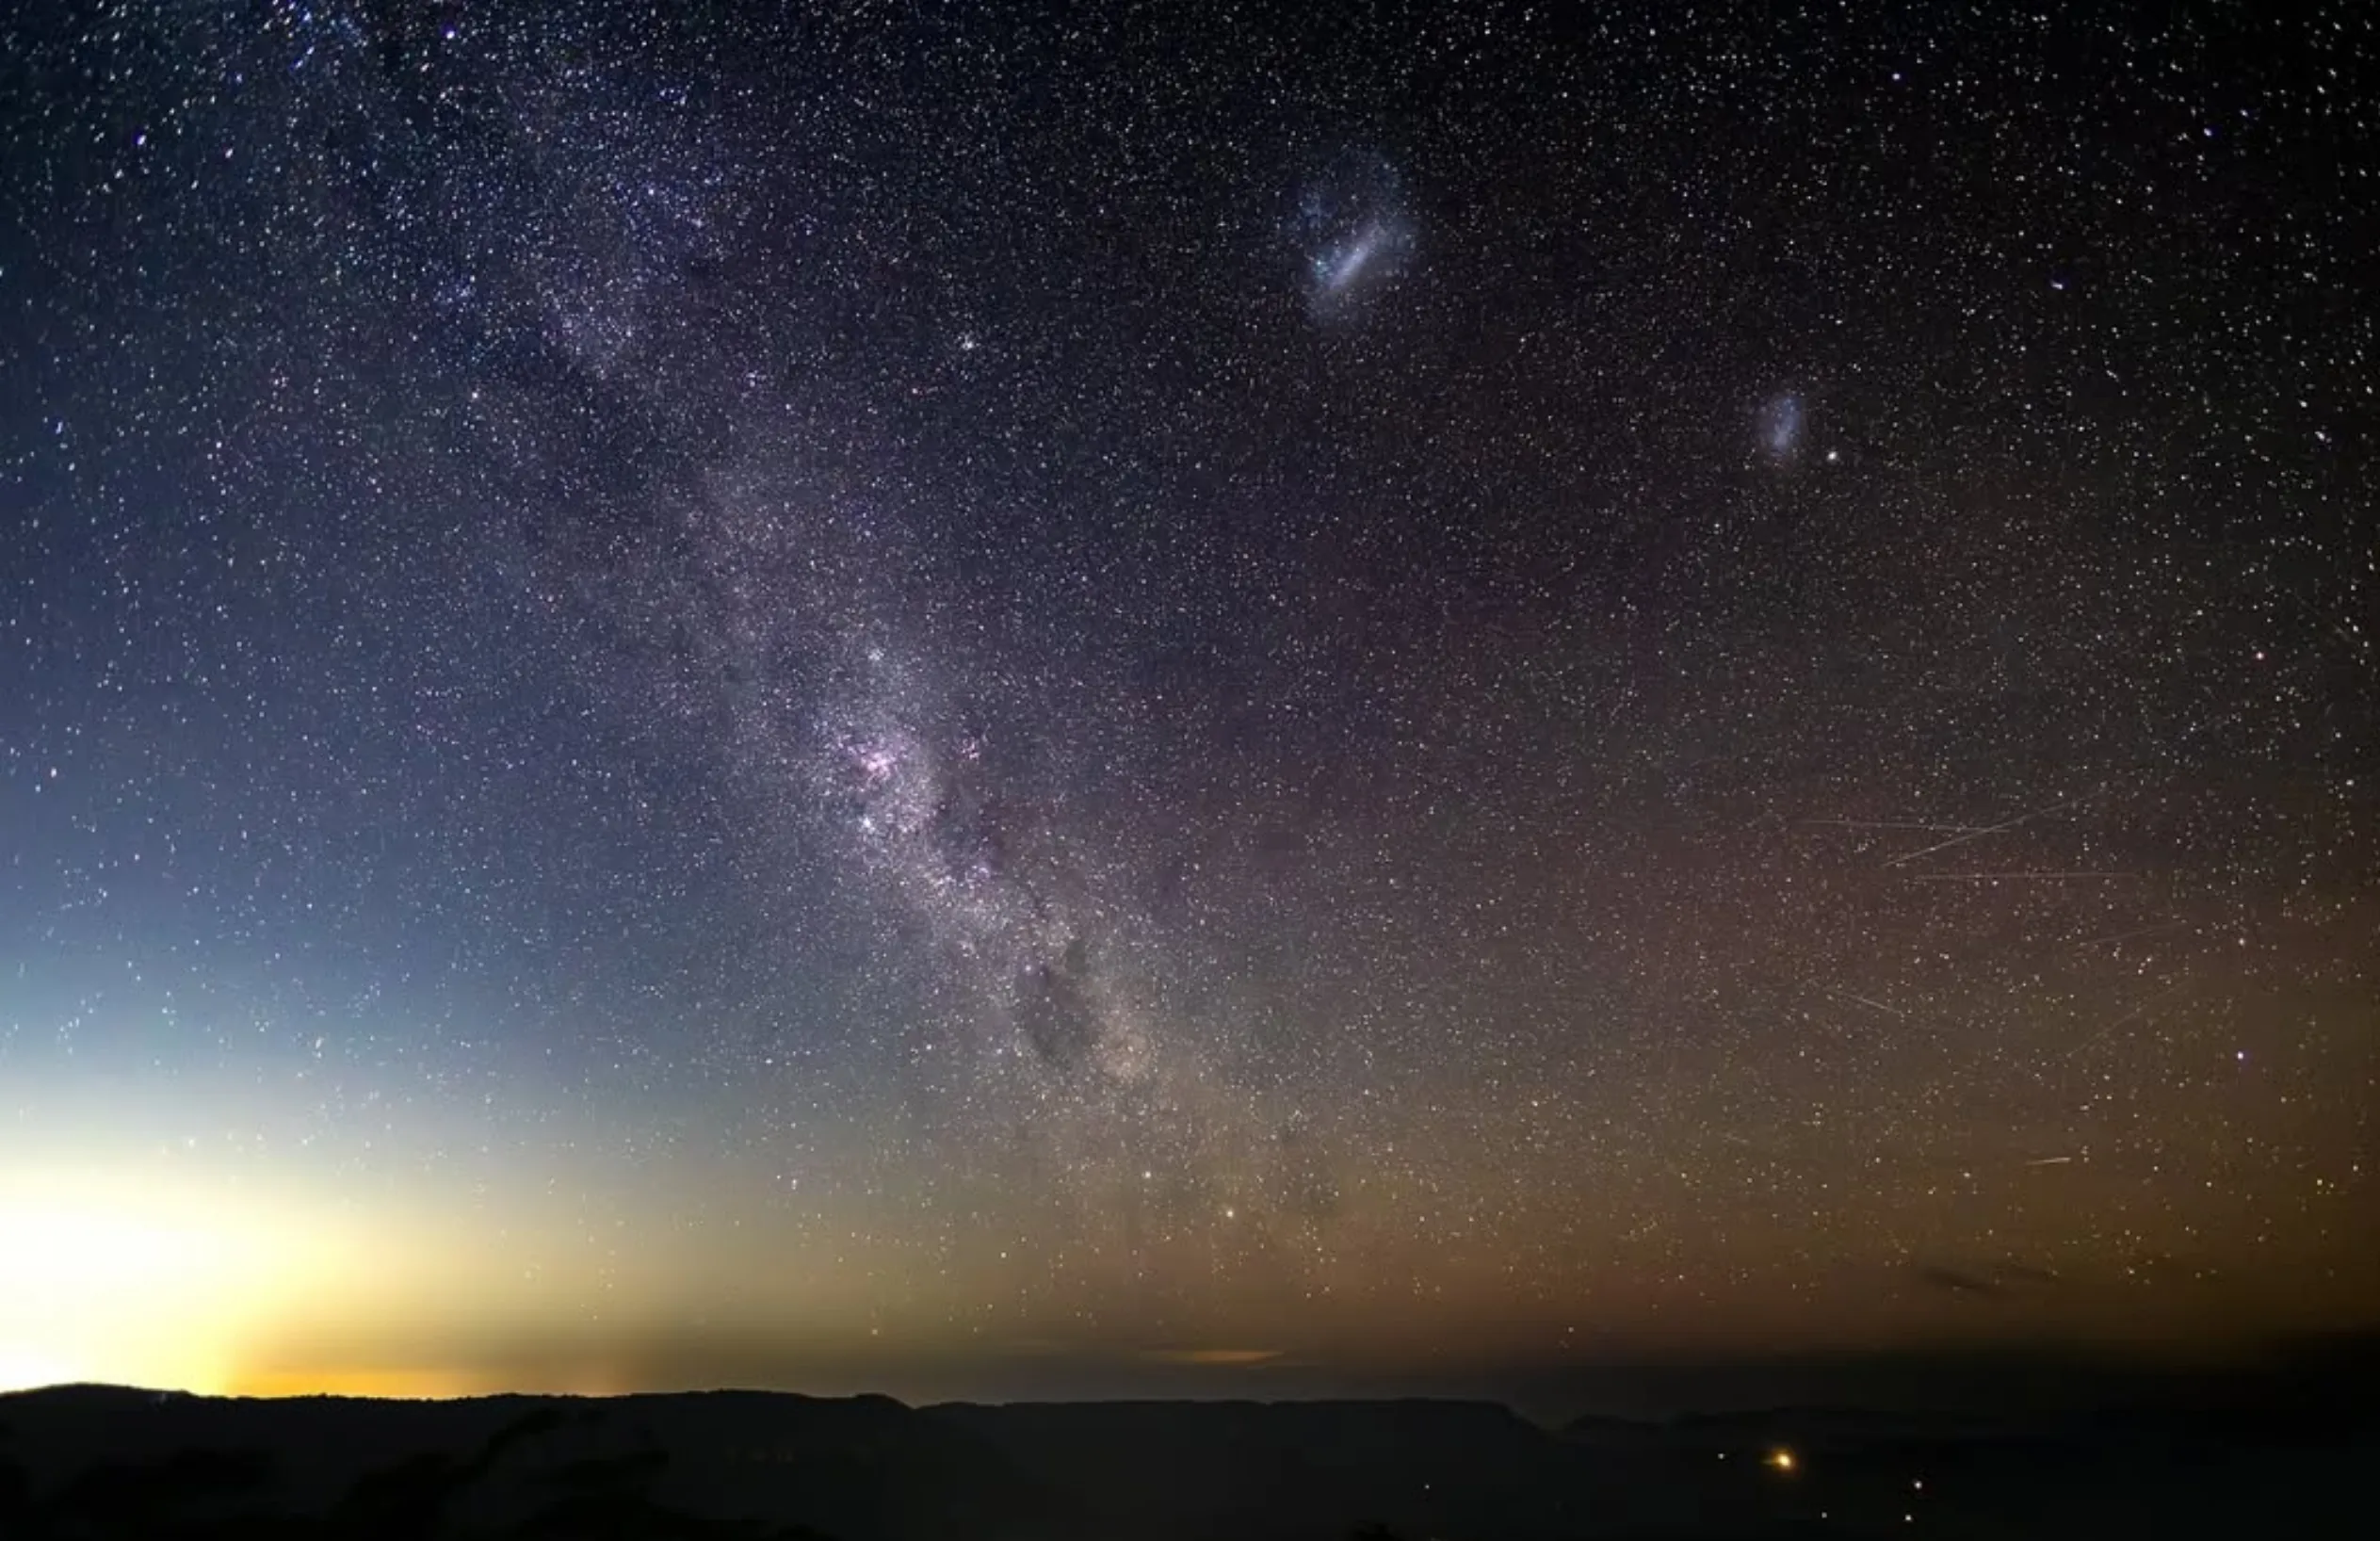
(0, 0, 2373, 1400)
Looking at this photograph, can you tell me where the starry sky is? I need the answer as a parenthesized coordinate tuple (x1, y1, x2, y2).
(2, 0, 2374, 1404)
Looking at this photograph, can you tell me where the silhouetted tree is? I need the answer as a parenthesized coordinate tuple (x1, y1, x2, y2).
(331, 1406, 567, 1541)
(40, 1446, 276, 1537)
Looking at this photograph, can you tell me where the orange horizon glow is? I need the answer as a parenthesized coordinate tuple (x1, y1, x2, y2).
(7, 1142, 2374, 1403)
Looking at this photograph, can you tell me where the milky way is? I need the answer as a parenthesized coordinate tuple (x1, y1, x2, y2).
(1, 1, 2373, 1399)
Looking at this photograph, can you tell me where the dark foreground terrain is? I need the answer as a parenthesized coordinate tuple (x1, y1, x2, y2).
(1, 1376, 2370, 1540)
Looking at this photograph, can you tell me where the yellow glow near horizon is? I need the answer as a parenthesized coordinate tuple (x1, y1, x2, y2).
(230, 1366, 506, 1401)
(0, 1167, 342, 1394)
(0, 1139, 902, 1399)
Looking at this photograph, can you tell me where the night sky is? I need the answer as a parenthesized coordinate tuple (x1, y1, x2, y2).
(2, 1, 2374, 1405)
